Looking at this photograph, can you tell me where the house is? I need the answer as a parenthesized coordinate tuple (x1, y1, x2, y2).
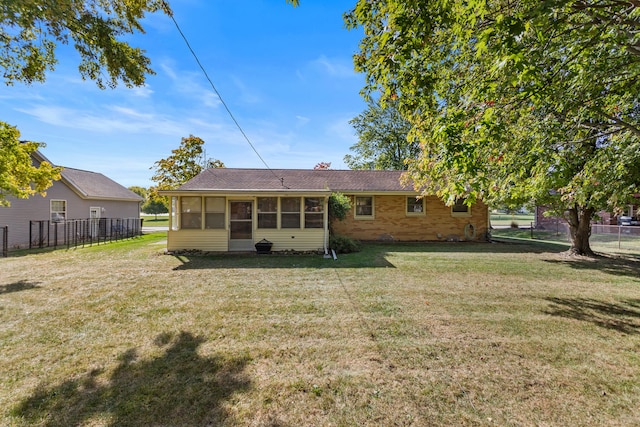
(0, 151, 143, 250)
(160, 168, 489, 253)
(535, 194, 640, 229)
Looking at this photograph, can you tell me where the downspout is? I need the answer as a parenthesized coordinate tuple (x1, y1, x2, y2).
(323, 196, 329, 256)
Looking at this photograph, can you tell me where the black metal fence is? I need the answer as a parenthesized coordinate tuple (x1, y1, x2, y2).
(29, 218, 143, 250)
(1, 225, 7, 257)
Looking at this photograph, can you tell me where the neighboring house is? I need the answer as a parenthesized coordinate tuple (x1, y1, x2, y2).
(535, 195, 640, 229)
(0, 151, 143, 250)
(160, 168, 489, 253)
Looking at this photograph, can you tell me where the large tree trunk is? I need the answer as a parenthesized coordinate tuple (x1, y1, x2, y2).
(565, 205, 595, 256)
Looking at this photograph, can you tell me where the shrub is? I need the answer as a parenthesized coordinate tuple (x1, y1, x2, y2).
(330, 235, 361, 254)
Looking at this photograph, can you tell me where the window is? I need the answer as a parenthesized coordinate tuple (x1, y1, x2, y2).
(171, 197, 179, 230)
(452, 198, 471, 216)
(304, 197, 324, 228)
(407, 197, 425, 215)
(181, 196, 202, 229)
(257, 197, 277, 229)
(50, 200, 66, 222)
(355, 196, 374, 218)
(205, 197, 225, 229)
(281, 197, 301, 228)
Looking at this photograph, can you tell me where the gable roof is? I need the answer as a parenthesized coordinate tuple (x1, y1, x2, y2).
(60, 167, 143, 201)
(33, 150, 142, 202)
(170, 168, 417, 193)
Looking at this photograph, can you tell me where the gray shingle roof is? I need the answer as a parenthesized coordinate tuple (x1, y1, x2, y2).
(61, 168, 143, 201)
(176, 168, 416, 192)
(31, 150, 142, 201)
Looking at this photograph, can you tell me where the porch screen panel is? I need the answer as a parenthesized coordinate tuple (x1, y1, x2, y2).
(181, 196, 202, 229)
(281, 197, 301, 228)
(205, 197, 225, 229)
(304, 197, 324, 228)
(257, 197, 277, 229)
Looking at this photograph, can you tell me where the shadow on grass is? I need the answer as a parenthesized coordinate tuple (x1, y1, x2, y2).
(543, 254, 640, 279)
(171, 240, 566, 270)
(0, 280, 41, 294)
(544, 297, 640, 335)
(12, 331, 251, 426)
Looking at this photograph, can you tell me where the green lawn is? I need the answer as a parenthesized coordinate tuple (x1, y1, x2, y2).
(141, 214, 169, 227)
(1, 235, 639, 426)
(490, 213, 535, 227)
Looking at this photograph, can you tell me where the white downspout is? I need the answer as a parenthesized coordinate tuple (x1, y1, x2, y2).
(323, 196, 329, 256)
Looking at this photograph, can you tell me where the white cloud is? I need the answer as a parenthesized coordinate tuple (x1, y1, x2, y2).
(311, 55, 357, 78)
(295, 115, 310, 126)
(159, 61, 221, 108)
(17, 104, 191, 137)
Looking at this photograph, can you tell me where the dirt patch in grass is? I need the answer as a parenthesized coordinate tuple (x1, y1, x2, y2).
(1, 236, 639, 426)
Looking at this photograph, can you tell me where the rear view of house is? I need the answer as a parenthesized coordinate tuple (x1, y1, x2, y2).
(161, 168, 489, 253)
(0, 151, 142, 250)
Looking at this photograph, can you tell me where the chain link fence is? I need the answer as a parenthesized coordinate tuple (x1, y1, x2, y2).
(531, 222, 640, 253)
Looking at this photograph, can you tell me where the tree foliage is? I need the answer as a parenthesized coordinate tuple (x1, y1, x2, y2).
(151, 135, 224, 191)
(142, 196, 168, 219)
(345, 0, 640, 255)
(0, 122, 61, 206)
(128, 186, 148, 199)
(1, 1, 173, 88)
(345, 99, 417, 170)
(313, 162, 332, 170)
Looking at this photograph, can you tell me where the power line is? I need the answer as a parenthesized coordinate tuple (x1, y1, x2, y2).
(162, 1, 288, 187)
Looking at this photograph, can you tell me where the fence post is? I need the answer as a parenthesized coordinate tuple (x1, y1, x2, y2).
(618, 225, 622, 250)
(2, 225, 7, 257)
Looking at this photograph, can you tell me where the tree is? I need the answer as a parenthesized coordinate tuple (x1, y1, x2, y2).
(313, 162, 332, 170)
(128, 186, 148, 199)
(151, 135, 224, 191)
(345, 0, 640, 255)
(345, 99, 417, 170)
(0, 122, 61, 206)
(142, 197, 168, 219)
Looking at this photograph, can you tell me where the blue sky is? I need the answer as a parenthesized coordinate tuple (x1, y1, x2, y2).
(1, 1, 367, 188)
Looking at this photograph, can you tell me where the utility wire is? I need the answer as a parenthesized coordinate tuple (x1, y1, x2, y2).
(163, 2, 288, 187)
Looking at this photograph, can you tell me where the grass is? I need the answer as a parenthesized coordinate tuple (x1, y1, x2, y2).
(490, 213, 534, 227)
(1, 234, 640, 426)
(141, 214, 169, 227)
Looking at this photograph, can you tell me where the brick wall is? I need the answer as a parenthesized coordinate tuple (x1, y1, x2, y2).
(332, 195, 489, 242)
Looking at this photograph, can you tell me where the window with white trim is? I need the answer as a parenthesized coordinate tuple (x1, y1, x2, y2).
(406, 196, 425, 215)
(451, 198, 471, 216)
(205, 197, 225, 229)
(257, 197, 277, 229)
(50, 200, 66, 222)
(355, 196, 374, 219)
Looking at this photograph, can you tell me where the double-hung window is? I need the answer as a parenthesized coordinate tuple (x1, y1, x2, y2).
(355, 196, 374, 219)
(50, 200, 66, 222)
(451, 198, 471, 216)
(407, 196, 425, 215)
(257, 197, 277, 229)
(281, 197, 301, 228)
(304, 197, 324, 228)
(205, 197, 225, 229)
(181, 196, 202, 229)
